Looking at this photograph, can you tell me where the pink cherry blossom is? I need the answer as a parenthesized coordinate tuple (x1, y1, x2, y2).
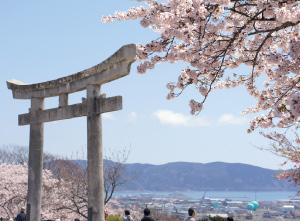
(0, 164, 81, 220)
(103, 0, 300, 131)
(262, 128, 300, 195)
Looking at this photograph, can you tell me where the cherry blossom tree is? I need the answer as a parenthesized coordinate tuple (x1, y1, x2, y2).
(261, 127, 300, 195)
(0, 163, 78, 220)
(47, 149, 139, 219)
(102, 0, 300, 132)
(0, 164, 27, 219)
(0, 147, 138, 220)
(104, 149, 140, 204)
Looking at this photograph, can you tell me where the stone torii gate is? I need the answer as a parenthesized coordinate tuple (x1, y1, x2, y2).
(7, 44, 136, 221)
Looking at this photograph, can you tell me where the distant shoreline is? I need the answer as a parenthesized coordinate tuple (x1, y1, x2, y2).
(113, 190, 300, 202)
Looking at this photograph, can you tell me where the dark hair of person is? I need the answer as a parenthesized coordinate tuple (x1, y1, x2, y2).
(74, 219, 80, 221)
(227, 217, 234, 221)
(125, 210, 130, 216)
(144, 208, 151, 216)
(188, 208, 195, 216)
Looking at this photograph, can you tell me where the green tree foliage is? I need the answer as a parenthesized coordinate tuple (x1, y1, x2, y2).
(107, 214, 123, 221)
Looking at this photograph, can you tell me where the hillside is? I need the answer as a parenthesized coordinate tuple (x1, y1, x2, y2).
(119, 161, 297, 191)
(72, 160, 297, 191)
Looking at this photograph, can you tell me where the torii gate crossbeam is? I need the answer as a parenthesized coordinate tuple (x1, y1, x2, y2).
(7, 44, 136, 221)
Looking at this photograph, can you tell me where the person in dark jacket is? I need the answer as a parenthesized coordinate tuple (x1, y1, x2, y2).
(141, 208, 154, 221)
(16, 207, 26, 221)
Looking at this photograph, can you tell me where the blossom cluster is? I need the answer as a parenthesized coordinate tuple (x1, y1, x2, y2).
(103, 0, 300, 131)
(0, 164, 28, 219)
(262, 128, 300, 195)
(0, 164, 79, 220)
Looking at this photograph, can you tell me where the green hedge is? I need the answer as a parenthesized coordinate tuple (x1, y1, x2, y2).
(107, 214, 123, 221)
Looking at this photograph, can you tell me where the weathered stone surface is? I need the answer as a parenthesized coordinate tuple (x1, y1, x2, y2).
(27, 98, 44, 221)
(7, 44, 136, 99)
(7, 44, 135, 221)
(18, 96, 122, 125)
(87, 85, 104, 221)
(59, 94, 68, 107)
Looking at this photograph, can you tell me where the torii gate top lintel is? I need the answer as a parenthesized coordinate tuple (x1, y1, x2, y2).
(7, 44, 136, 99)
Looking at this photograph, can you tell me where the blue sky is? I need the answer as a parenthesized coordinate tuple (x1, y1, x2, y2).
(0, 0, 289, 170)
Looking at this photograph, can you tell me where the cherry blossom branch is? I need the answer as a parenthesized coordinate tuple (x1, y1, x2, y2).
(103, 0, 300, 130)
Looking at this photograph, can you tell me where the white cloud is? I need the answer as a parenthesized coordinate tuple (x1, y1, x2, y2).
(218, 114, 248, 125)
(153, 110, 212, 127)
(128, 111, 138, 123)
(102, 113, 117, 121)
(153, 110, 248, 127)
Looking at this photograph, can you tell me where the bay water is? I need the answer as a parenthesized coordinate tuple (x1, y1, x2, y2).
(114, 191, 300, 202)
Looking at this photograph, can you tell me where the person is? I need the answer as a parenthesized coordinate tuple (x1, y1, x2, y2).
(183, 208, 196, 221)
(123, 210, 134, 221)
(16, 207, 26, 221)
(141, 208, 154, 221)
(74, 219, 80, 221)
(227, 217, 234, 221)
(105, 209, 110, 221)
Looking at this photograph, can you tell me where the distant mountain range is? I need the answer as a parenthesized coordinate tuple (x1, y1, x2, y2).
(120, 162, 297, 191)
(73, 160, 297, 191)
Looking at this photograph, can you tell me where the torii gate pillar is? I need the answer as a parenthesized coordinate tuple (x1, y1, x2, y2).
(87, 84, 104, 220)
(28, 98, 45, 221)
(7, 44, 136, 221)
